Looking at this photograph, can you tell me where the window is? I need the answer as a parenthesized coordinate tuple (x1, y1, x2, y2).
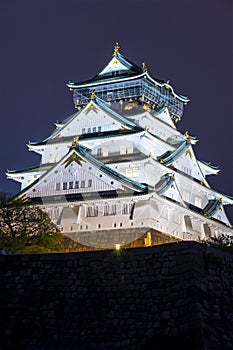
(97, 148, 102, 156)
(183, 190, 190, 202)
(126, 167, 139, 178)
(81, 180, 85, 188)
(93, 127, 96, 133)
(82, 128, 86, 134)
(122, 203, 133, 215)
(97, 224, 101, 229)
(63, 182, 67, 190)
(98, 126, 102, 132)
(75, 181, 79, 189)
(195, 196, 202, 208)
(87, 127, 91, 133)
(120, 145, 126, 155)
(182, 165, 191, 176)
(86, 206, 98, 217)
(55, 183, 60, 191)
(127, 143, 134, 154)
(49, 154, 55, 163)
(88, 179, 92, 187)
(103, 204, 116, 216)
(102, 147, 108, 157)
(69, 181, 73, 189)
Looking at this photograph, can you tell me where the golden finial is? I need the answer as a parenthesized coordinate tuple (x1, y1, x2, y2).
(90, 89, 96, 100)
(140, 94, 145, 102)
(184, 131, 191, 143)
(142, 62, 147, 72)
(114, 42, 120, 56)
(71, 136, 79, 148)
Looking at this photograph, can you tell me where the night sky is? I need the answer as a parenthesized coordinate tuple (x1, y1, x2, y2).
(0, 0, 232, 220)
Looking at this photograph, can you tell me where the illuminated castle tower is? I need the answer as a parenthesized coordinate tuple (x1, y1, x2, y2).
(6, 43, 233, 248)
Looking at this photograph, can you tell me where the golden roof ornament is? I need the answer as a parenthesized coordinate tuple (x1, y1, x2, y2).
(113, 42, 120, 56)
(184, 131, 191, 144)
(71, 136, 79, 148)
(142, 62, 147, 72)
(90, 89, 96, 100)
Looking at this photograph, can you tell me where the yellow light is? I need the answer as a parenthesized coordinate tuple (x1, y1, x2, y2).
(115, 244, 121, 250)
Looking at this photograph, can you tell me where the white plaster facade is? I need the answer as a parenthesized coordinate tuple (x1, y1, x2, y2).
(6, 45, 233, 247)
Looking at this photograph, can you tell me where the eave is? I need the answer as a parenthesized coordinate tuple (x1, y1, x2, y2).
(67, 71, 190, 103)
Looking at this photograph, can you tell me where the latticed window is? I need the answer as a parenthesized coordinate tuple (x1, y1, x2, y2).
(103, 204, 116, 216)
(69, 181, 73, 189)
(55, 183, 60, 191)
(63, 182, 67, 190)
(86, 206, 98, 217)
(75, 181, 79, 189)
(122, 203, 133, 215)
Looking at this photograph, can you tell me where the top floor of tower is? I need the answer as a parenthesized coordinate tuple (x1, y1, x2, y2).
(67, 43, 190, 122)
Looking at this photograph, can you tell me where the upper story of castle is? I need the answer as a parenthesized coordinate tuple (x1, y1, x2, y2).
(67, 43, 190, 122)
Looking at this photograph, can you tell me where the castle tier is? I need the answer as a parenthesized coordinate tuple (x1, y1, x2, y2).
(6, 44, 233, 248)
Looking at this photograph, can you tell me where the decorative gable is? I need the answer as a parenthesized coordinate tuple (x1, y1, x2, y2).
(99, 56, 129, 76)
(24, 157, 125, 200)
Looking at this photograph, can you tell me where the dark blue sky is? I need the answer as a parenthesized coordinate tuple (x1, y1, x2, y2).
(0, 0, 232, 220)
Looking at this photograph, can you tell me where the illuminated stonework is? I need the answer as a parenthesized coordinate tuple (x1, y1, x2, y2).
(6, 44, 233, 247)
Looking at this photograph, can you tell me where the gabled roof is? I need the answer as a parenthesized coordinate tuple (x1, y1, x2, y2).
(67, 45, 190, 103)
(28, 96, 142, 146)
(97, 52, 142, 78)
(198, 160, 220, 176)
(19, 142, 152, 199)
(157, 139, 192, 166)
(152, 106, 176, 128)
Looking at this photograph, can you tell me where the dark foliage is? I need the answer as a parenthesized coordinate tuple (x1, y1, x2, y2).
(0, 193, 64, 254)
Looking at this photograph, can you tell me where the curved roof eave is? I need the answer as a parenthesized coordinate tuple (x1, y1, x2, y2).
(67, 72, 190, 103)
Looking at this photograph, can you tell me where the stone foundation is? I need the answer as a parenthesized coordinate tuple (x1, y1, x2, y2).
(0, 241, 233, 349)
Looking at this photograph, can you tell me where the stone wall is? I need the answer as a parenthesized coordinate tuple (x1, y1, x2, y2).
(0, 241, 233, 350)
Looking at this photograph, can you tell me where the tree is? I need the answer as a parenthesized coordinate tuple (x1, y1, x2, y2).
(0, 194, 64, 254)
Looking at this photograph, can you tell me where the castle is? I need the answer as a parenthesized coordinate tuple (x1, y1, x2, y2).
(6, 43, 233, 248)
